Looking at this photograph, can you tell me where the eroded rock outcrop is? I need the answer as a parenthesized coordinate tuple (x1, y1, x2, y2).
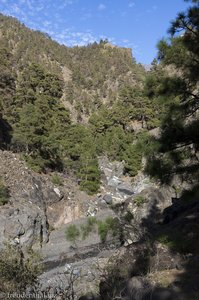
(0, 150, 67, 248)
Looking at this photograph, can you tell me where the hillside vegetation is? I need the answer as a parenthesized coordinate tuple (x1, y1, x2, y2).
(0, 13, 162, 194)
(0, 0, 198, 195)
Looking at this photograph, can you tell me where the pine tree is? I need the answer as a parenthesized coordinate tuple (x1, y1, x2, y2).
(146, 0, 199, 183)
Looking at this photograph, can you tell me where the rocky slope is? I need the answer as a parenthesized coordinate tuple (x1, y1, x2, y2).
(0, 149, 96, 249)
(0, 149, 199, 299)
(0, 150, 121, 296)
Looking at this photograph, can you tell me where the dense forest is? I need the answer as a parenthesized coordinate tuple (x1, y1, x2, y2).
(0, 0, 198, 196)
(0, 13, 160, 194)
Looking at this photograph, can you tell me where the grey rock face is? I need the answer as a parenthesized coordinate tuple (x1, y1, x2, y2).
(39, 209, 118, 297)
(46, 187, 63, 204)
(117, 183, 134, 196)
(99, 157, 134, 203)
(1, 202, 48, 248)
(0, 150, 60, 248)
(102, 194, 113, 205)
(0, 152, 187, 299)
(118, 187, 174, 243)
(99, 157, 124, 182)
(107, 176, 121, 188)
(131, 173, 156, 194)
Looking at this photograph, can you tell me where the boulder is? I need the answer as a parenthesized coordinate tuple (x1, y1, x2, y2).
(103, 194, 113, 205)
(46, 187, 63, 204)
(117, 183, 134, 196)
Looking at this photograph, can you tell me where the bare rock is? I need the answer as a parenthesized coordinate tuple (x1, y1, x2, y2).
(102, 194, 113, 205)
(117, 183, 134, 196)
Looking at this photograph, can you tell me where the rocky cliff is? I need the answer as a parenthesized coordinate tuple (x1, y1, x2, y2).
(0, 149, 199, 299)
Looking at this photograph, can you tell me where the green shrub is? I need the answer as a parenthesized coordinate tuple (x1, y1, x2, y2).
(172, 185, 182, 197)
(51, 173, 63, 186)
(25, 155, 46, 173)
(97, 221, 109, 243)
(123, 144, 143, 177)
(104, 217, 120, 237)
(133, 194, 146, 207)
(123, 211, 134, 223)
(97, 217, 120, 243)
(65, 224, 80, 244)
(0, 244, 42, 294)
(81, 216, 97, 239)
(78, 158, 100, 195)
(69, 217, 121, 244)
(157, 233, 195, 254)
